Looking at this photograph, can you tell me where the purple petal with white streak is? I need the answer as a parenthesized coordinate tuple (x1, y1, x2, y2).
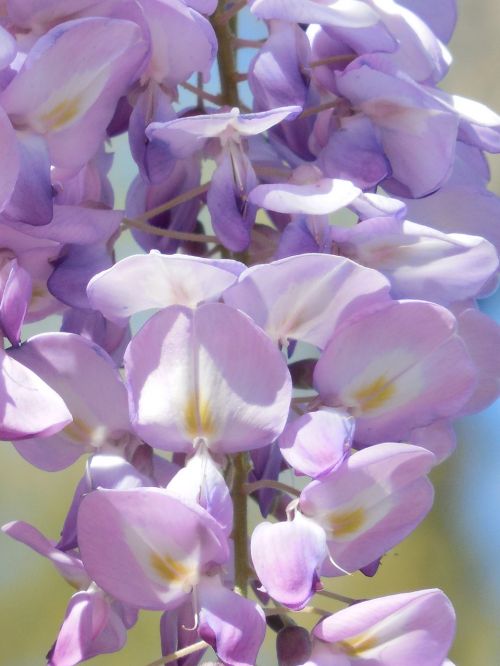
(279, 409, 353, 479)
(311, 588, 455, 666)
(1, 17, 149, 170)
(88, 252, 243, 323)
(197, 575, 266, 666)
(125, 303, 291, 454)
(167, 448, 233, 536)
(251, 512, 327, 610)
(77, 488, 229, 610)
(0, 259, 31, 346)
(8, 332, 130, 470)
(0, 347, 71, 440)
(314, 300, 477, 443)
(48, 589, 127, 666)
(330, 217, 499, 304)
(249, 177, 360, 215)
(300, 443, 435, 574)
(223, 253, 391, 347)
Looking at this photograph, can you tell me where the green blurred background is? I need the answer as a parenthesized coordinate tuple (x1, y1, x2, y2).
(1, 1, 500, 664)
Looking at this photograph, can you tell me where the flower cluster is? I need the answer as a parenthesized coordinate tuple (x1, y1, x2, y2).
(1, 1, 500, 665)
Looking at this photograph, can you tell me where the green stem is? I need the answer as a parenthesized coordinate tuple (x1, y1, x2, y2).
(231, 452, 251, 596)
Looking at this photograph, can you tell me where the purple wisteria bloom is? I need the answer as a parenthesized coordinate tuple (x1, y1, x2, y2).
(313, 300, 477, 443)
(125, 303, 292, 454)
(252, 443, 435, 607)
(2, 520, 137, 665)
(77, 488, 266, 666)
(223, 253, 391, 348)
(8, 333, 132, 470)
(302, 589, 456, 665)
(147, 105, 301, 249)
(0, 346, 71, 441)
(87, 252, 244, 323)
(1, 17, 149, 170)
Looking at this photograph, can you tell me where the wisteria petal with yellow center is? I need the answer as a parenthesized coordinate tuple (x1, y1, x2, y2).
(307, 589, 456, 665)
(125, 303, 292, 454)
(314, 300, 478, 443)
(77, 488, 228, 611)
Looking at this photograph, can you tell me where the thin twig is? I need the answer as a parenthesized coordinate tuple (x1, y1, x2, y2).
(298, 99, 341, 120)
(243, 479, 300, 498)
(123, 218, 218, 244)
(180, 81, 224, 105)
(126, 182, 210, 224)
(316, 589, 358, 605)
(143, 640, 208, 666)
(308, 54, 356, 68)
(196, 72, 204, 109)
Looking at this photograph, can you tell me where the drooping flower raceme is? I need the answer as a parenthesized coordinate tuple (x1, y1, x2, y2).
(0, 1, 499, 665)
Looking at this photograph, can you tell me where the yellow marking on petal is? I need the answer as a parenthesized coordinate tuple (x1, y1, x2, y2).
(62, 417, 94, 445)
(352, 375, 396, 412)
(150, 552, 192, 584)
(39, 96, 82, 131)
(30, 283, 47, 306)
(328, 507, 366, 538)
(337, 632, 378, 656)
(184, 395, 215, 439)
(184, 396, 198, 438)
